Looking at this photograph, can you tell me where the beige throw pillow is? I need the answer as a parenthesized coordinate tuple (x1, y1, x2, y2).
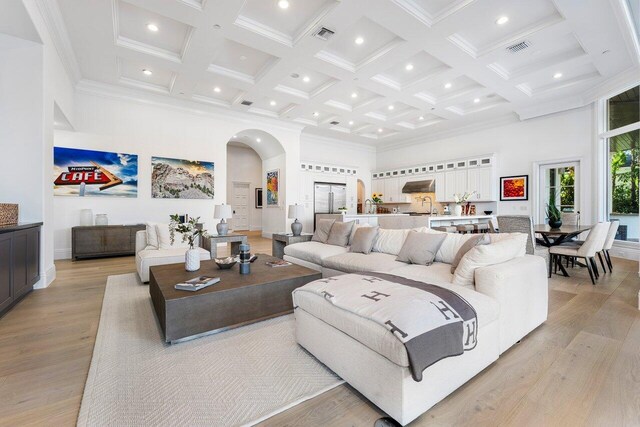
(156, 223, 189, 249)
(312, 219, 335, 243)
(372, 228, 410, 255)
(450, 234, 489, 273)
(349, 226, 379, 254)
(396, 231, 447, 265)
(326, 221, 355, 247)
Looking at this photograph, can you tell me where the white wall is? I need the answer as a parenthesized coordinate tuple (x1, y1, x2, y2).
(377, 106, 596, 225)
(53, 91, 302, 258)
(226, 144, 262, 231)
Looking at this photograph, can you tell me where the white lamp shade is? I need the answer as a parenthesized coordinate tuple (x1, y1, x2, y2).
(214, 204, 233, 219)
(288, 204, 304, 219)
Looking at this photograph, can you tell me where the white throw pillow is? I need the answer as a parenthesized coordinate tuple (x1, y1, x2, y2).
(452, 233, 528, 287)
(145, 222, 160, 249)
(156, 223, 190, 249)
(372, 228, 410, 255)
(435, 233, 477, 264)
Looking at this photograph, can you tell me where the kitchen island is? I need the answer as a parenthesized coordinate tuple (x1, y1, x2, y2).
(316, 213, 493, 229)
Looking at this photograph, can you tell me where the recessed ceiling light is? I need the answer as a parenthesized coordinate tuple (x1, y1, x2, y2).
(444, 82, 452, 89)
(278, 0, 289, 9)
(142, 69, 152, 76)
(378, 128, 383, 133)
(270, 100, 277, 106)
(405, 63, 414, 71)
(496, 16, 509, 25)
(348, 120, 354, 125)
(302, 75, 310, 83)
(313, 111, 319, 117)
(418, 116, 424, 121)
(351, 92, 358, 98)
(388, 105, 394, 110)
(553, 72, 563, 79)
(213, 86, 221, 93)
(355, 36, 364, 45)
(256, 137, 261, 142)
(232, 135, 237, 138)
(473, 98, 480, 103)
(147, 23, 159, 32)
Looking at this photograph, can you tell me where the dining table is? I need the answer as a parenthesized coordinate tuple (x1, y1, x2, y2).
(534, 224, 594, 277)
(533, 224, 593, 247)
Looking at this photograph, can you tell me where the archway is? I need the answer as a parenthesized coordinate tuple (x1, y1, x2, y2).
(225, 130, 286, 238)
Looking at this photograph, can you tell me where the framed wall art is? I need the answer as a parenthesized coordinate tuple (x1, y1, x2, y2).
(500, 175, 528, 201)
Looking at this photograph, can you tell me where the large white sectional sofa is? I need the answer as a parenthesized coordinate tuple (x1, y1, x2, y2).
(285, 227, 548, 425)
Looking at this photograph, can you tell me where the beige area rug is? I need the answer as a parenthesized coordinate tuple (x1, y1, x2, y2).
(78, 273, 343, 426)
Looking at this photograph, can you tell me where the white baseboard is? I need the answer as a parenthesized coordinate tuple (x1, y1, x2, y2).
(250, 226, 263, 231)
(609, 245, 639, 261)
(262, 231, 273, 239)
(55, 248, 72, 260)
(34, 264, 56, 289)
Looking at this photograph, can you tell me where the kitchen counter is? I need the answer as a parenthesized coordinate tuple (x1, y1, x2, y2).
(428, 215, 493, 221)
(316, 213, 493, 229)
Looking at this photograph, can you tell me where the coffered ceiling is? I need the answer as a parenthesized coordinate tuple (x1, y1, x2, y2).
(54, 0, 639, 146)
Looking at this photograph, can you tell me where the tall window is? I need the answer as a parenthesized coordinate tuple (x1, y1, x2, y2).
(604, 85, 639, 243)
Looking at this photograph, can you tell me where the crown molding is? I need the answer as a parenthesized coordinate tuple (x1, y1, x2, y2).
(581, 65, 640, 103)
(377, 114, 520, 152)
(515, 95, 586, 120)
(75, 79, 305, 134)
(35, 0, 82, 84)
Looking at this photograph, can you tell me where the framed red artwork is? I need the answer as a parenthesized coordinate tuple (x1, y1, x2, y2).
(500, 175, 528, 201)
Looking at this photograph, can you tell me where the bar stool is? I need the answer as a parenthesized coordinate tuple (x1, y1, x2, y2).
(472, 223, 489, 233)
(456, 224, 475, 234)
(433, 226, 457, 233)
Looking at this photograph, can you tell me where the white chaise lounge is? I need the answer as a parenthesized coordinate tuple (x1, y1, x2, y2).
(285, 228, 548, 425)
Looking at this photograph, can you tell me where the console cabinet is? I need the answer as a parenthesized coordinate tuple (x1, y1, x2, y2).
(0, 223, 41, 318)
(72, 224, 145, 260)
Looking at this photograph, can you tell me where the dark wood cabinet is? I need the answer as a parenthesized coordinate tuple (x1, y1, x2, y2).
(0, 223, 41, 318)
(72, 224, 145, 260)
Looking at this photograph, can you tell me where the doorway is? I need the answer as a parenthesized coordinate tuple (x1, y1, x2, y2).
(538, 161, 580, 222)
(357, 179, 365, 213)
(231, 182, 250, 231)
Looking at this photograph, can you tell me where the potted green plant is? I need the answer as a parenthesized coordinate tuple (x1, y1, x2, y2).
(338, 207, 348, 215)
(546, 202, 562, 229)
(169, 214, 210, 271)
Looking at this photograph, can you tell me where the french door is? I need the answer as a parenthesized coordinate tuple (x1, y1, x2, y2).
(538, 161, 580, 222)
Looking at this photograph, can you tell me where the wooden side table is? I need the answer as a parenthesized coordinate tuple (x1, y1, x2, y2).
(272, 233, 313, 258)
(202, 233, 248, 258)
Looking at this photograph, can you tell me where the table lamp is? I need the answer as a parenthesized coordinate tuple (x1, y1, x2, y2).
(214, 204, 233, 236)
(288, 204, 304, 236)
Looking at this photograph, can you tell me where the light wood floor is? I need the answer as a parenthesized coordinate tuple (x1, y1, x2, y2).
(0, 232, 638, 426)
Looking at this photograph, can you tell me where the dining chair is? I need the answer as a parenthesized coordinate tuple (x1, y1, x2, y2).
(601, 221, 619, 272)
(561, 212, 580, 225)
(548, 222, 609, 284)
(496, 215, 548, 259)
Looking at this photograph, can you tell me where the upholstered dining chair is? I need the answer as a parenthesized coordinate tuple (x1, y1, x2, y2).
(561, 212, 580, 225)
(496, 215, 548, 260)
(548, 222, 609, 285)
(601, 221, 619, 272)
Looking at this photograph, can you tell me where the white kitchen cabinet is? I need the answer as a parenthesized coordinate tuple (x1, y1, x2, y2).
(444, 171, 456, 201)
(467, 167, 495, 201)
(435, 172, 446, 202)
(372, 179, 383, 198)
(384, 178, 398, 203)
(455, 169, 467, 196)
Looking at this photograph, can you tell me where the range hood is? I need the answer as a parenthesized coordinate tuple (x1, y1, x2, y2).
(402, 179, 435, 194)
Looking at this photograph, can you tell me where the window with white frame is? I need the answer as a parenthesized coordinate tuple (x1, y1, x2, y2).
(601, 85, 639, 243)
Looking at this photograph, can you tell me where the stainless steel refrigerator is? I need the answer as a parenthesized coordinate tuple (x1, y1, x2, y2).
(314, 183, 347, 214)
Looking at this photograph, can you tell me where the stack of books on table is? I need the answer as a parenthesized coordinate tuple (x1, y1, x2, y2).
(174, 276, 220, 291)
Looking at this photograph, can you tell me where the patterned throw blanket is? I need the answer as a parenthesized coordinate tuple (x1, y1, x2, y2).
(293, 272, 478, 381)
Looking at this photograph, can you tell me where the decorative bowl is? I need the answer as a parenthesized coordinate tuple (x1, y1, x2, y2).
(483, 210, 493, 215)
(214, 257, 237, 269)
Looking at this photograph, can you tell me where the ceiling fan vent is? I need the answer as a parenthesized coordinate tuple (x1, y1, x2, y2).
(330, 121, 340, 125)
(313, 26, 335, 41)
(506, 40, 531, 53)
(240, 100, 253, 106)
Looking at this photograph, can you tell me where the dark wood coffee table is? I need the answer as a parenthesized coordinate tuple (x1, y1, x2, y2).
(149, 254, 321, 343)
